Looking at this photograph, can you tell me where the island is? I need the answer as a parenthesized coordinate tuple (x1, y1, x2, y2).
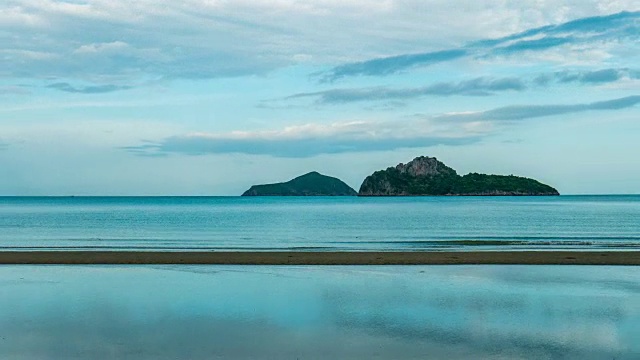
(242, 171, 357, 196)
(358, 156, 559, 196)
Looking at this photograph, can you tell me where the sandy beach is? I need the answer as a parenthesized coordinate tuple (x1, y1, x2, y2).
(0, 251, 638, 265)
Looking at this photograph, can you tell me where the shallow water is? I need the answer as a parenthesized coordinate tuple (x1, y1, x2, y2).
(1, 195, 639, 251)
(0, 265, 638, 359)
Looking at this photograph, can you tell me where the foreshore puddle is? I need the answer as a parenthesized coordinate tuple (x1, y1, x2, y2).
(0, 265, 638, 359)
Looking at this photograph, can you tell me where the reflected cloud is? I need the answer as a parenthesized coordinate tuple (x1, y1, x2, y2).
(0, 266, 638, 359)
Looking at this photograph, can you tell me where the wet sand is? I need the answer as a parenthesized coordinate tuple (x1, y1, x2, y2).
(0, 251, 638, 265)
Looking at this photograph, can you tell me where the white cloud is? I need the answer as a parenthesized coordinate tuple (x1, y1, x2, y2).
(123, 116, 482, 158)
(73, 41, 130, 54)
(1, 0, 637, 82)
(184, 117, 471, 142)
(1, 49, 58, 60)
(123, 95, 639, 158)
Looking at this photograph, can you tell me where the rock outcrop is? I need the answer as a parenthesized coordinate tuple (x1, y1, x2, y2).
(358, 156, 559, 196)
(242, 172, 357, 196)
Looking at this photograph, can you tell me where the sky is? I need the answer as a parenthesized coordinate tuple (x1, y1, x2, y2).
(1, 1, 639, 195)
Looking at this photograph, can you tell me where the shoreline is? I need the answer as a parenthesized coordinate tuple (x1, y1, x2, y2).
(0, 251, 638, 265)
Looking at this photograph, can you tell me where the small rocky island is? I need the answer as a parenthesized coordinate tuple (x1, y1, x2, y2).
(358, 156, 559, 196)
(242, 171, 357, 196)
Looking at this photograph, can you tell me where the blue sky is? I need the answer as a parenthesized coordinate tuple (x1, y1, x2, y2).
(1, 1, 639, 195)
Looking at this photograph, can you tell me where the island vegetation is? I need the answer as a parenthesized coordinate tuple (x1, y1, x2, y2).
(242, 171, 357, 196)
(358, 156, 559, 196)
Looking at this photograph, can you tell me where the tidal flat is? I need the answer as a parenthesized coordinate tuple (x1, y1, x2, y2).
(1, 265, 638, 359)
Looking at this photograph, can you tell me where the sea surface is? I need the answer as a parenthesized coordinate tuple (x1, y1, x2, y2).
(0, 265, 638, 359)
(0, 195, 639, 251)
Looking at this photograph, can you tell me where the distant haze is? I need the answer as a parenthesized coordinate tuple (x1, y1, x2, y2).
(0, 2, 638, 195)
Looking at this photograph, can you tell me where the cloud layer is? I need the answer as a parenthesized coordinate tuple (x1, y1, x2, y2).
(125, 95, 639, 158)
(535, 68, 640, 85)
(46, 82, 132, 94)
(1, 2, 638, 85)
(323, 11, 639, 81)
(438, 95, 640, 122)
(273, 69, 638, 106)
(284, 77, 526, 105)
(124, 118, 484, 158)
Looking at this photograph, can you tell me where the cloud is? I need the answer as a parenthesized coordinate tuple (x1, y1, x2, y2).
(535, 68, 640, 85)
(438, 95, 640, 122)
(283, 77, 525, 104)
(277, 68, 636, 106)
(325, 50, 467, 81)
(127, 136, 479, 158)
(323, 11, 639, 80)
(0, 2, 296, 81)
(580, 69, 625, 83)
(123, 119, 484, 158)
(487, 9, 638, 44)
(490, 36, 575, 54)
(2, 1, 638, 83)
(121, 143, 169, 158)
(72, 41, 130, 55)
(46, 82, 132, 94)
(125, 95, 638, 158)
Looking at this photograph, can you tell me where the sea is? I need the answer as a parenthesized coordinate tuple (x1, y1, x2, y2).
(2, 196, 639, 359)
(1, 195, 639, 251)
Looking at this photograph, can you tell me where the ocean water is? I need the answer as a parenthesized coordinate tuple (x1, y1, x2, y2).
(0, 265, 638, 359)
(0, 195, 639, 251)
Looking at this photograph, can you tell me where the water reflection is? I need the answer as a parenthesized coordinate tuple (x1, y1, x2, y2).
(0, 265, 638, 359)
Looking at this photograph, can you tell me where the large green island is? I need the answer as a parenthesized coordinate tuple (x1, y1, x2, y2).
(359, 156, 559, 196)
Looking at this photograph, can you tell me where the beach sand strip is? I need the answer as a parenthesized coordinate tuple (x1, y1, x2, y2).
(0, 251, 638, 265)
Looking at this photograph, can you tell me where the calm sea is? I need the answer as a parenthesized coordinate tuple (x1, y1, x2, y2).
(0, 195, 639, 251)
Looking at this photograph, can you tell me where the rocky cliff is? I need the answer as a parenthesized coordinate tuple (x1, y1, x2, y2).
(242, 172, 357, 196)
(358, 156, 559, 196)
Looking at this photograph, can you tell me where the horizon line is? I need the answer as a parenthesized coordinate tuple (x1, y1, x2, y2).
(0, 194, 638, 198)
